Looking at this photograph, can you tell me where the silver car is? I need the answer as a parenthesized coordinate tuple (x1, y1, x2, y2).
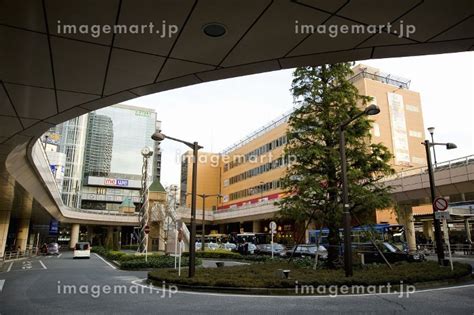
(46, 242, 60, 255)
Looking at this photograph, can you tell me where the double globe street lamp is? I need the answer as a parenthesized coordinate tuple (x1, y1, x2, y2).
(151, 131, 202, 278)
(338, 104, 380, 277)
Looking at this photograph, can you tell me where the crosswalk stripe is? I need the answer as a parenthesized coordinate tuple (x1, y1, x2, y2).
(0, 279, 5, 292)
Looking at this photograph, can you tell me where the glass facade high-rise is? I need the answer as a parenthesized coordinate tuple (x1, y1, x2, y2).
(44, 103, 161, 211)
(92, 104, 157, 176)
(79, 104, 161, 211)
(83, 113, 114, 177)
(52, 115, 89, 207)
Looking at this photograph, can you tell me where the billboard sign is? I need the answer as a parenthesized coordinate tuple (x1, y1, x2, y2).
(387, 93, 411, 165)
(49, 220, 59, 235)
(86, 176, 140, 188)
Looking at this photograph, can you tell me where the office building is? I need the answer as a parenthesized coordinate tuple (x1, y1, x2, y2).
(79, 104, 161, 211)
(180, 64, 427, 237)
(83, 112, 114, 177)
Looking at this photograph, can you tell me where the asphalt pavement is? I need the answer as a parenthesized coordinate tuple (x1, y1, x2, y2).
(0, 251, 473, 314)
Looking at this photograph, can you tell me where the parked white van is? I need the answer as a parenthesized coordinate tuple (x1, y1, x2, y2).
(73, 242, 91, 259)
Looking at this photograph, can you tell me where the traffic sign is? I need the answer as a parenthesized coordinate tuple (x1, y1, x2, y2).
(144, 225, 150, 234)
(435, 211, 451, 220)
(269, 221, 277, 232)
(433, 197, 449, 211)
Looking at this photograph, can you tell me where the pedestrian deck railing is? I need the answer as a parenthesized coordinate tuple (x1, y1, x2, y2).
(381, 155, 474, 182)
(31, 140, 139, 224)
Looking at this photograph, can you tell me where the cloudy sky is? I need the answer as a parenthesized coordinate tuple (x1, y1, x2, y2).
(124, 51, 474, 187)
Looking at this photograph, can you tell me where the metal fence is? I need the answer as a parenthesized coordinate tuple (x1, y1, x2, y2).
(1, 247, 38, 264)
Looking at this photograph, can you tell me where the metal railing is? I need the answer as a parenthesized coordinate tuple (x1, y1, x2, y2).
(1, 247, 38, 263)
(348, 71, 411, 89)
(417, 243, 473, 255)
(33, 140, 139, 220)
(381, 155, 474, 182)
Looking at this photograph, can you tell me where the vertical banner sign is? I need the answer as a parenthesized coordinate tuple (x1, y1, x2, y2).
(387, 93, 410, 165)
(49, 220, 59, 235)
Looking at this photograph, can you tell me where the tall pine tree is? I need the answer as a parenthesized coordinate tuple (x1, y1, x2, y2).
(279, 63, 394, 267)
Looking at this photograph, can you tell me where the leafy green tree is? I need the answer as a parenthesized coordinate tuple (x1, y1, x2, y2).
(278, 63, 394, 267)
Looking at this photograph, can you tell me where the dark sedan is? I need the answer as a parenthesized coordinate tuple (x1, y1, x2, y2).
(354, 242, 424, 264)
(280, 244, 328, 259)
(255, 243, 286, 255)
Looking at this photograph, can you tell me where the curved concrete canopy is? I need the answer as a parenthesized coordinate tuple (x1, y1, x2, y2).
(0, 1, 473, 224)
(0, 0, 473, 148)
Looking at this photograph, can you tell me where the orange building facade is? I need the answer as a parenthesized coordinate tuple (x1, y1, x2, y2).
(180, 64, 428, 234)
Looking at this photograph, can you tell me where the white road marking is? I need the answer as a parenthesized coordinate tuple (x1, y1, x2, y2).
(6, 262, 13, 272)
(94, 253, 116, 270)
(131, 280, 474, 299)
(57, 254, 62, 258)
(39, 260, 47, 270)
(0, 279, 4, 292)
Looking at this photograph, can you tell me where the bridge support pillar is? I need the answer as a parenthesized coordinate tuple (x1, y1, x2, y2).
(422, 220, 434, 242)
(112, 227, 121, 251)
(305, 220, 316, 244)
(399, 205, 416, 253)
(252, 220, 261, 233)
(69, 223, 80, 249)
(218, 224, 226, 234)
(464, 219, 471, 243)
(1, 179, 16, 257)
(0, 209, 11, 257)
(15, 192, 33, 251)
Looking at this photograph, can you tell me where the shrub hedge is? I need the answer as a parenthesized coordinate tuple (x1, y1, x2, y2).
(148, 261, 472, 288)
(182, 249, 271, 262)
(91, 246, 201, 270)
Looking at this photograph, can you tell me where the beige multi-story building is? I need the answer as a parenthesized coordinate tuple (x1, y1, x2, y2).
(180, 64, 427, 238)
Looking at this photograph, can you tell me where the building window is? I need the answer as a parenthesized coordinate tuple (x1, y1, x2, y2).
(405, 104, 419, 112)
(411, 156, 425, 164)
(373, 123, 380, 137)
(408, 130, 422, 138)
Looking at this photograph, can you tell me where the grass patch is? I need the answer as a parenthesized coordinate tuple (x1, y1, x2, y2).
(148, 261, 472, 288)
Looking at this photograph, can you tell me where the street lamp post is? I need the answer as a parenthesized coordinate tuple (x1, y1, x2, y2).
(338, 104, 380, 277)
(151, 132, 202, 278)
(192, 193, 222, 251)
(427, 127, 438, 168)
(422, 137, 457, 265)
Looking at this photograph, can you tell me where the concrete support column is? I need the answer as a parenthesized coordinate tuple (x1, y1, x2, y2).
(1, 180, 21, 257)
(399, 205, 416, 253)
(305, 220, 316, 244)
(112, 227, 121, 251)
(252, 220, 261, 233)
(465, 219, 471, 243)
(86, 225, 95, 244)
(218, 224, 226, 234)
(15, 219, 30, 251)
(0, 209, 11, 257)
(422, 220, 434, 242)
(69, 224, 80, 249)
(105, 226, 114, 249)
(15, 192, 33, 251)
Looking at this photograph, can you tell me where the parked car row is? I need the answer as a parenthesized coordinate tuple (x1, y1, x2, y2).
(193, 240, 423, 264)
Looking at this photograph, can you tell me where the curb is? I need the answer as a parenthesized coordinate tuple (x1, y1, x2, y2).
(147, 274, 474, 296)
